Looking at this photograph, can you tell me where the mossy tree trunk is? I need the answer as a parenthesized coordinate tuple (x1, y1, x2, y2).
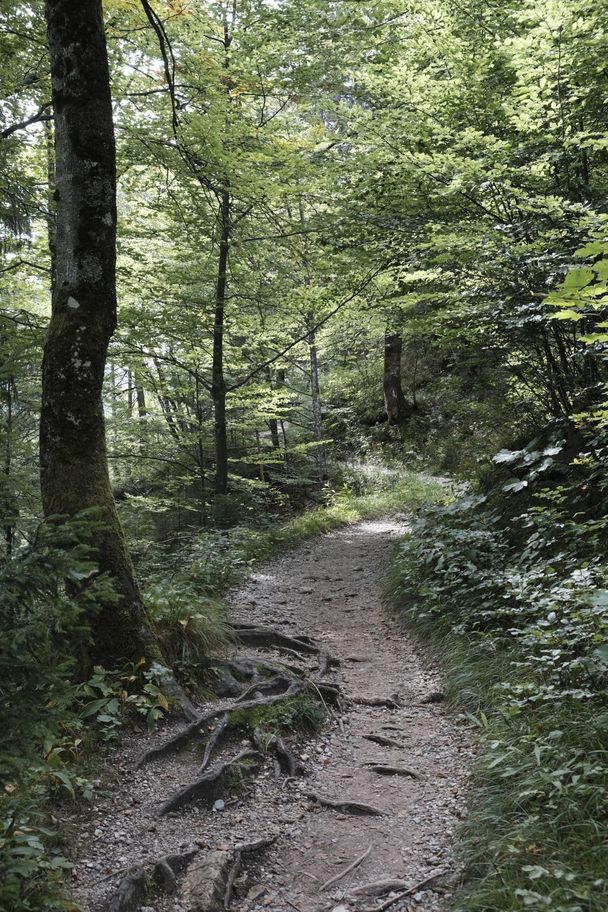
(41, 0, 157, 664)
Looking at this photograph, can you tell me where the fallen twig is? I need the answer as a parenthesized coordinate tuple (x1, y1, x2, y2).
(363, 870, 448, 912)
(320, 844, 372, 892)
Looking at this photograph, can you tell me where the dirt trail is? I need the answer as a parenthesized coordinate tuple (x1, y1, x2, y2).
(70, 520, 472, 912)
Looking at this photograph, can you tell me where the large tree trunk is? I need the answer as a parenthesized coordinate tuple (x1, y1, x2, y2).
(383, 331, 411, 425)
(212, 189, 230, 496)
(41, 0, 156, 664)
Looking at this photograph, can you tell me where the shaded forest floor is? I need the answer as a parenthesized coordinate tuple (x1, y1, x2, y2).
(68, 519, 472, 912)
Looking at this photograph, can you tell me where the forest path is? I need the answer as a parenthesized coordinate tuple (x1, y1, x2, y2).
(71, 520, 471, 912)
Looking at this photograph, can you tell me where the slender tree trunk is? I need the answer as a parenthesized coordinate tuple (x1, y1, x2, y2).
(41, 0, 156, 664)
(307, 318, 326, 481)
(212, 189, 230, 495)
(127, 369, 134, 418)
(383, 331, 410, 425)
(299, 199, 325, 481)
(268, 416, 281, 450)
(279, 416, 289, 454)
(276, 367, 287, 454)
(194, 375, 207, 525)
(3, 381, 13, 560)
(266, 368, 281, 450)
(136, 383, 147, 419)
(539, 328, 571, 416)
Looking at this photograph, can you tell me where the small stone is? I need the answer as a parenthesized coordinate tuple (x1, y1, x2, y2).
(213, 799, 225, 812)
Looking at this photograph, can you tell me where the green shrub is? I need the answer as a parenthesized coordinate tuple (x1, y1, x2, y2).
(388, 494, 608, 912)
(0, 518, 175, 912)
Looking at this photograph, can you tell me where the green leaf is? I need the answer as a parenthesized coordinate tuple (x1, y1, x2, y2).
(562, 266, 595, 289)
(80, 698, 110, 718)
(551, 309, 584, 321)
(51, 770, 75, 798)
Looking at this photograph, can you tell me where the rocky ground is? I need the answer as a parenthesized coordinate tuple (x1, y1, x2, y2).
(67, 519, 473, 912)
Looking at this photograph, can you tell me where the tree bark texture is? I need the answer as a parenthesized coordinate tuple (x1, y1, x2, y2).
(383, 331, 411, 425)
(41, 0, 156, 663)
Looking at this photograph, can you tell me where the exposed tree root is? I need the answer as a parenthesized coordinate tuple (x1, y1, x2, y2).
(363, 734, 403, 748)
(317, 650, 331, 678)
(199, 713, 229, 773)
(365, 763, 421, 780)
(108, 866, 146, 912)
(421, 691, 445, 704)
(315, 649, 340, 676)
(235, 674, 294, 704)
(136, 681, 305, 769)
(152, 848, 200, 894)
(108, 841, 275, 912)
(361, 870, 448, 912)
(201, 654, 307, 693)
(252, 725, 304, 777)
(353, 695, 401, 709)
(156, 668, 201, 722)
(351, 879, 408, 897)
(309, 679, 342, 707)
(200, 656, 258, 678)
(304, 792, 389, 817)
(320, 844, 372, 891)
(224, 837, 276, 909)
(158, 749, 261, 816)
(229, 623, 321, 656)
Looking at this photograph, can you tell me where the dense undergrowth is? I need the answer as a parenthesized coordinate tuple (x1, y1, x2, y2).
(0, 466, 442, 912)
(388, 458, 608, 912)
